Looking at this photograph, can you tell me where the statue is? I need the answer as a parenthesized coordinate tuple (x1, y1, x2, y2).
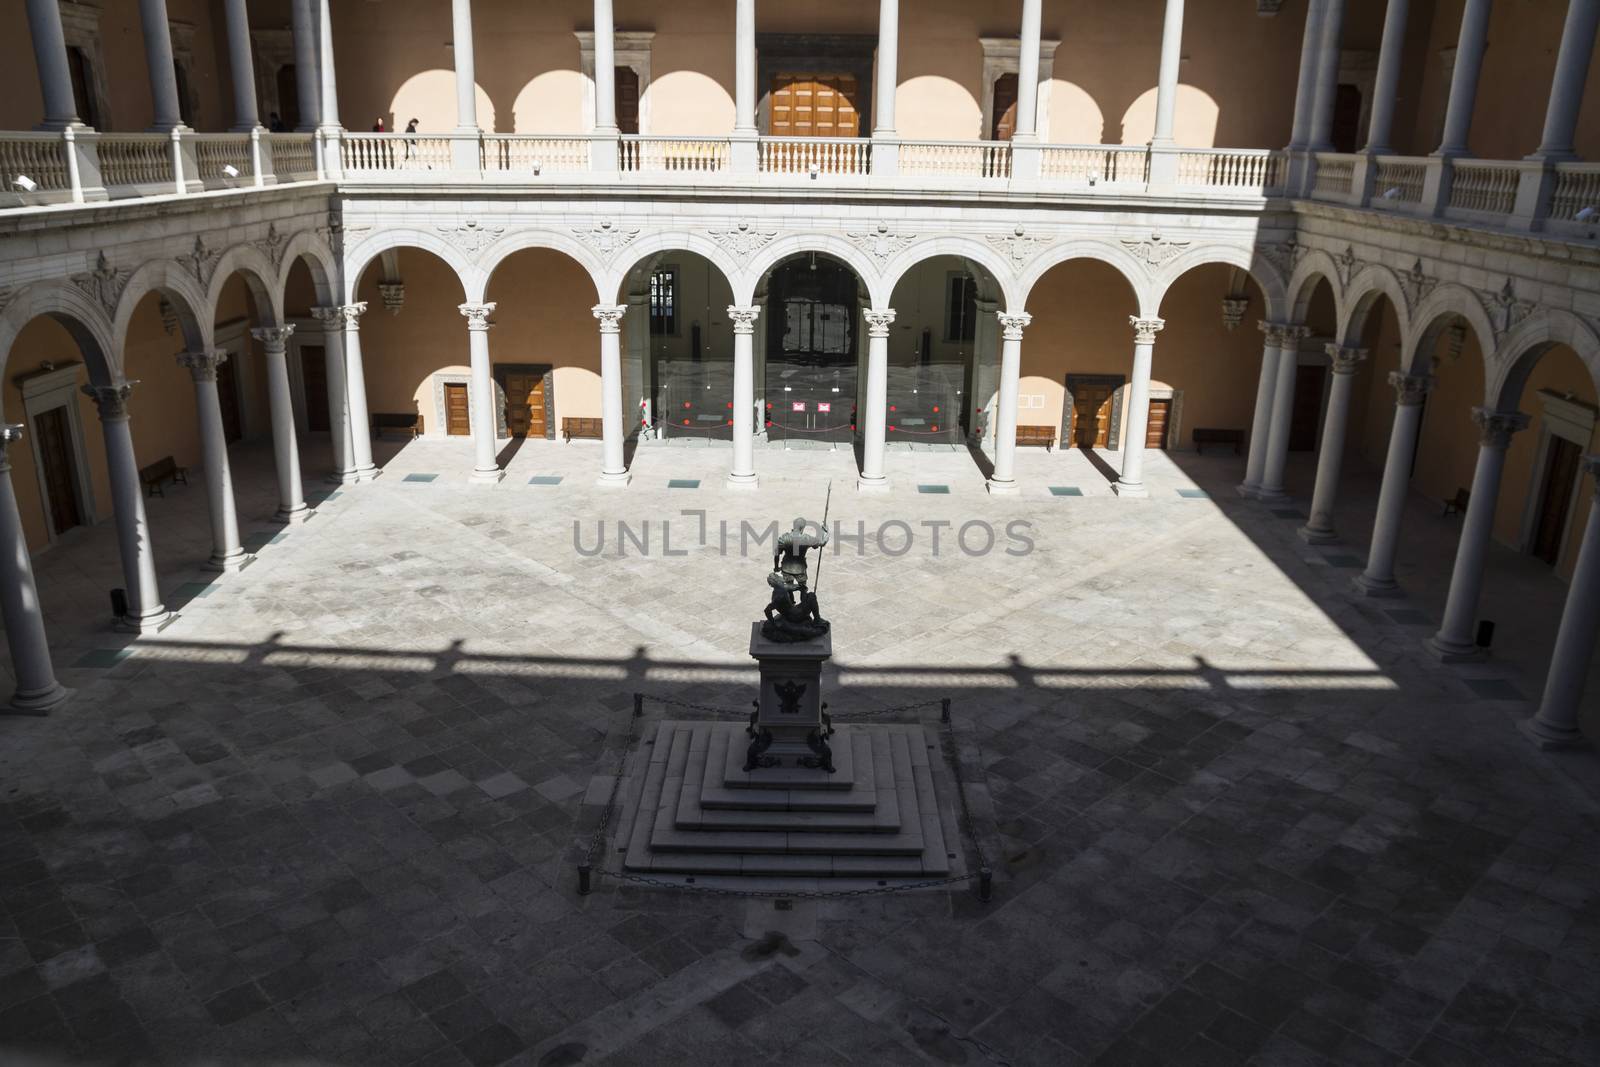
(761, 517, 830, 642)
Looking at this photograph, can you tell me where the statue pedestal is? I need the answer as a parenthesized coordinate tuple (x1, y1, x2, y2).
(747, 622, 834, 771)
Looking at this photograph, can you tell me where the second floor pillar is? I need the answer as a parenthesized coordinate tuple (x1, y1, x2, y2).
(25, 0, 81, 130)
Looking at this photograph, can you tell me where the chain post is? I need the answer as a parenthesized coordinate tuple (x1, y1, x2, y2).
(979, 866, 992, 902)
(632, 693, 644, 718)
(578, 863, 592, 895)
(941, 698, 951, 723)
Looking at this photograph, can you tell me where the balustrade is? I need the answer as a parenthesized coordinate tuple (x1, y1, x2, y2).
(1371, 156, 1427, 208)
(1038, 145, 1148, 184)
(1448, 160, 1520, 216)
(483, 135, 590, 175)
(899, 140, 1012, 179)
(759, 137, 871, 177)
(1176, 148, 1283, 191)
(619, 136, 730, 174)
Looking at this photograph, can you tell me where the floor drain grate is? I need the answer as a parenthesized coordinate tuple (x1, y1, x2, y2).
(917, 484, 950, 494)
(1177, 488, 1210, 499)
(402, 473, 438, 483)
(1049, 486, 1083, 497)
(528, 476, 563, 485)
(667, 479, 701, 489)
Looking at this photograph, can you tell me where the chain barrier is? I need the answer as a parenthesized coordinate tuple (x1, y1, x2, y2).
(576, 692, 993, 902)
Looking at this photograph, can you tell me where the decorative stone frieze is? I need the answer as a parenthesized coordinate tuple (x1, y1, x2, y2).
(1397, 258, 1436, 311)
(1334, 244, 1361, 289)
(178, 236, 221, 288)
(707, 222, 779, 261)
(1121, 232, 1191, 269)
(727, 305, 760, 333)
(1389, 371, 1433, 406)
(458, 302, 496, 331)
(1221, 296, 1250, 331)
(997, 312, 1031, 340)
(378, 283, 406, 315)
(986, 228, 1051, 267)
(592, 304, 627, 333)
(1484, 279, 1536, 338)
(1325, 345, 1368, 375)
(1130, 316, 1164, 344)
(847, 224, 915, 263)
(258, 223, 287, 271)
(575, 221, 641, 261)
(250, 325, 295, 348)
(70, 252, 128, 316)
(82, 381, 137, 421)
(863, 309, 897, 337)
(1471, 407, 1530, 449)
(1256, 237, 1305, 278)
(441, 220, 505, 256)
(176, 349, 228, 383)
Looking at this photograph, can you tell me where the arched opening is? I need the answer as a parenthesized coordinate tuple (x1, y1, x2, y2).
(1406, 314, 1489, 519)
(884, 254, 1002, 450)
(754, 252, 869, 447)
(615, 251, 737, 444)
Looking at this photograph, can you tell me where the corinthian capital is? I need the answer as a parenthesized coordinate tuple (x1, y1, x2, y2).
(1325, 345, 1368, 375)
(592, 303, 627, 333)
(1129, 316, 1164, 344)
(1388, 371, 1433, 406)
(251, 324, 296, 349)
(863, 309, 897, 337)
(458, 302, 497, 331)
(82, 381, 138, 421)
(1471, 407, 1530, 450)
(997, 312, 1031, 341)
(177, 349, 229, 383)
(726, 305, 760, 334)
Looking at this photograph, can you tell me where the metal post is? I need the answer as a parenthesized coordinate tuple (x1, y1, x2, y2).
(578, 863, 592, 895)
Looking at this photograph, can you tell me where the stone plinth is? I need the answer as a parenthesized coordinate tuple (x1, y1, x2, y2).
(749, 622, 833, 768)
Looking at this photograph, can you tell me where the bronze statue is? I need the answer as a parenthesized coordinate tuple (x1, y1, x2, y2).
(761, 517, 830, 642)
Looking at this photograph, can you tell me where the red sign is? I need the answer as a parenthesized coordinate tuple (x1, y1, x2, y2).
(792, 401, 806, 412)
(817, 402, 831, 413)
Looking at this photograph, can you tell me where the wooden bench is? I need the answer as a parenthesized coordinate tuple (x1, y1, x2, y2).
(1015, 425, 1056, 451)
(372, 412, 422, 439)
(1442, 487, 1470, 516)
(563, 417, 605, 442)
(1192, 428, 1245, 454)
(139, 456, 188, 497)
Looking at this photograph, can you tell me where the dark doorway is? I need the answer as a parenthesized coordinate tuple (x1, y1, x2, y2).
(1065, 374, 1123, 449)
(1288, 365, 1326, 451)
(764, 256, 859, 443)
(277, 65, 302, 130)
(1331, 84, 1362, 153)
(1533, 436, 1581, 565)
(616, 67, 640, 135)
(67, 47, 98, 127)
(174, 62, 195, 127)
(991, 73, 1018, 141)
(33, 407, 82, 536)
(300, 345, 330, 432)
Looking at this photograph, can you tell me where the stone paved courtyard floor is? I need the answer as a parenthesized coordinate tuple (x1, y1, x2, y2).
(2, 437, 1599, 1066)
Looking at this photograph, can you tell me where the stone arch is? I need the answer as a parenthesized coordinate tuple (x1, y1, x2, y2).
(1487, 309, 1600, 411)
(739, 235, 887, 307)
(1016, 240, 1151, 316)
(879, 237, 1023, 311)
(276, 229, 339, 308)
(0, 279, 119, 390)
(1285, 248, 1343, 326)
(112, 259, 212, 363)
(476, 229, 608, 306)
(1405, 283, 1498, 375)
(206, 243, 284, 329)
(607, 233, 742, 306)
(1338, 264, 1411, 348)
(344, 228, 478, 304)
(1151, 244, 1289, 323)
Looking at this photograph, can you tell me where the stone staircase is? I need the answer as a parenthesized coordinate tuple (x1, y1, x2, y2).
(616, 720, 963, 884)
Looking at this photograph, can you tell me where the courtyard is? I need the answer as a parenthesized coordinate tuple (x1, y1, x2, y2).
(1, 439, 1598, 1066)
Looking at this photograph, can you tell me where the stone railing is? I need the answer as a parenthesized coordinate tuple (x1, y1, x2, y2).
(341, 132, 456, 174)
(899, 140, 1012, 179)
(759, 136, 872, 177)
(1310, 152, 1357, 200)
(1549, 163, 1600, 225)
(0, 132, 73, 202)
(270, 133, 320, 182)
(1370, 156, 1428, 209)
(1037, 144, 1148, 184)
(1176, 148, 1280, 192)
(619, 136, 730, 174)
(192, 133, 254, 186)
(1447, 159, 1521, 217)
(482, 134, 590, 176)
(97, 133, 176, 192)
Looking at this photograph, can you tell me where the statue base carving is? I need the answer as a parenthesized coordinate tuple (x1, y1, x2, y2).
(747, 622, 834, 772)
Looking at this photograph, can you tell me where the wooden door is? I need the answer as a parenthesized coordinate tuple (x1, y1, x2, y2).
(1071, 381, 1116, 448)
(33, 406, 81, 536)
(991, 73, 1018, 141)
(1288, 366, 1325, 451)
(1533, 436, 1581, 565)
(615, 67, 640, 135)
(444, 382, 471, 436)
(504, 373, 547, 438)
(300, 345, 330, 432)
(216, 354, 243, 443)
(1145, 398, 1171, 450)
(770, 73, 860, 138)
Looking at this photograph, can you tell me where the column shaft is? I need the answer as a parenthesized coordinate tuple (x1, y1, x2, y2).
(1308, 0, 1347, 150)
(860, 310, 894, 490)
(594, 304, 629, 486)
(1015, 0, 1043, 139)
(1151, 0, 1186, 146)
(312, 307, 355, 481)
(1240, 324, 1284, 495)
(224, 0, 261, 130)
(729, 306, 758, 488)
(317, 0, 339, 128)
(875, 0, 899, 134)
(0, 426, 69, 714)
(180, 352, 248, 571)
(461, 303, 502, 483)
(451, 0, 478, 131)
(1438, 0, 1494, 155)
(1355, 373, 1431, 595)
(1289, 0, 1329, 148)
(254, 327, 309, 522)
(1365, 0, 1410, 152)
(1524, 458, 1600, 748)
(25, 0, 81, 129)
(139, 0, 186, 131)
(735, 0, 756, 132)
(988, 313, 1028, 494)
(593, 0, 617, 132)
(1115, 318, 1163, 498)
(85, 385, 168, 630)
(1534, 0, 1600, 159)
(1300, 346, 1367, 542)
(291, 0, 319, 131)
(1258, 333, 1306, 499)
(342, 314, 376, 479)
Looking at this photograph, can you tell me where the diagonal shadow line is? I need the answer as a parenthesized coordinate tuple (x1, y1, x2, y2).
(1079, 447, 1120, 485)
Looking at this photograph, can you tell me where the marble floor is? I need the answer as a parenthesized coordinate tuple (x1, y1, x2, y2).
(1, 433, 1597, 1066)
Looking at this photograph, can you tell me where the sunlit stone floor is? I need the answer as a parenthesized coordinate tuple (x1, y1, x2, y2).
(1, 436, 1597, 1066)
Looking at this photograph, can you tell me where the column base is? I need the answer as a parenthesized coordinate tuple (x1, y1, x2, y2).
(117, 609, 175, 634)
(1235, 482, 1261, 498)
(726, 472, 759, 491)
(1352, 573, 1402, 598)
(1298, 524, 1339, 545)
(1519, 715, 1590, 750)
(1112, 480, 1147, 499)
(350, 466, 381, 483)
(8, 682, 71, 716)
(206, 551, 255, 574)
(857, 475, 889, 493)
(1254, 486, 1288, 503)
(469, 468, 506, 485)
(1424, 634, 1487, 663)
(329, 469, 361, 485)
(275, 505, 314, 525)
(986, 478, 1019, 496)
(597, 470, 631, 489)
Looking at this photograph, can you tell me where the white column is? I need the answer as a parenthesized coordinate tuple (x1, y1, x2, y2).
(1532, 0, 1600, 159)
(988, 312, 1029, 495)
(875, 0, 899, 135)
(1289, 0, 1329, 148)
(82, 383, 169, 632)
(224, 0, 261, 130)
(25, 0, 81, 129)
(291, 0, 319, 131)
(252, 326, 310, 523)
(1299, 346, 1368, 542)
(1437, 0, 1494, 155)
(1150, 0, 1186, 147)
(1239, 322, 1286, 496)
(1522, 455, 1600, 749)
(1427, 409, 1530, 660)
(1257, 326, 1309, 500)
(859, 310, 895, 491)
(1365, 0, 1411, 153)
(1308, 0, 1347, 151)
(0, 426, 70, 714)
(728, 305, 759, 489)
(451, 0, 478, 131)
(338, 304, 376, 480)
(735, 0, 757, 134)
(139, 0, 186, 131)
(594, 304, 629, 487)
(1355, 372, 1432, 596)
(311, 306, 355, 482)
(460, 303, 503, 484)
(593, 0, 617, 132)
(316, 0, 340, 129)
(178, 350, 249, 572)
(1014, 0, 1042, 140)
(1115, 317, 1164, 498)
